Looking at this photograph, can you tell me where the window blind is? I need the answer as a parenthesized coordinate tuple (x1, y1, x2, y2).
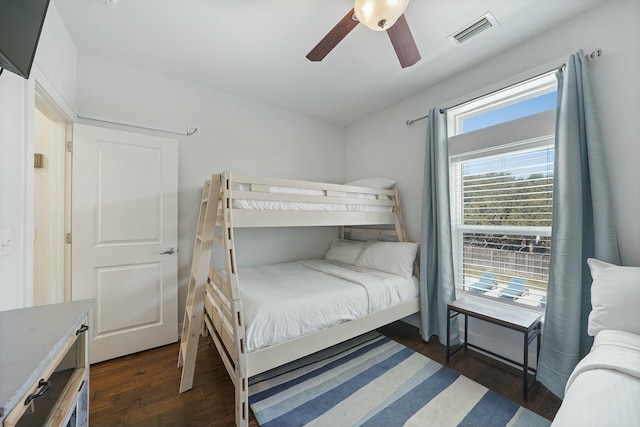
(453, 146, 554, 308)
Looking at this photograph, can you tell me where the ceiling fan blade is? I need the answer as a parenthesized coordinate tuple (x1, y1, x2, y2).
(306, 8, 359, 62)
(386, 14, 421, 68)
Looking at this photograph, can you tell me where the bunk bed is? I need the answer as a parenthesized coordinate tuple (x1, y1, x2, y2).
(177, 171, 420, 427)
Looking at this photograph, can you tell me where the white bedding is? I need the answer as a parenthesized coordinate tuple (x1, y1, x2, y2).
(238, 259, 419, 352)
(231, 184, 392, 212)
(551, 329, 640, 427)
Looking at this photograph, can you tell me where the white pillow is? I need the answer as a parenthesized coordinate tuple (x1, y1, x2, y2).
(587, 258, 640, 336)
(355, 241, 419, 278)
(345, 178, 396, 189)
(324, 239, 365, 265)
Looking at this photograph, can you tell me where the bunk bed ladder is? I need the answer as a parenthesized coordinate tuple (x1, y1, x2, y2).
(177, 174, 221, 392)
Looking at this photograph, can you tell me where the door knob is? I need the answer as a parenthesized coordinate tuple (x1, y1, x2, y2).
(161, 247, 175, 255)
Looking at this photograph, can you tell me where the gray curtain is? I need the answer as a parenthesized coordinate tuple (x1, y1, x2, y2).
(420, 109, 459, 345)
(537, 50, 620, 398)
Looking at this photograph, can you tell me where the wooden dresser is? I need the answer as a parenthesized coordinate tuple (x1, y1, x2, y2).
(0, 300, 93, 427)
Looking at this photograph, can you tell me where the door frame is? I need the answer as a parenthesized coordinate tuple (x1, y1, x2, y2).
(27, 68, 76, 305)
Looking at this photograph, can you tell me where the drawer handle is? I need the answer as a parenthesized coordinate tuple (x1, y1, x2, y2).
(76, 324, 89, 335)
(24, 379, 50, 405)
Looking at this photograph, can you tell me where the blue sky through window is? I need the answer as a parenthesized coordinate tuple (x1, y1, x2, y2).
(463, 91, 557, 133)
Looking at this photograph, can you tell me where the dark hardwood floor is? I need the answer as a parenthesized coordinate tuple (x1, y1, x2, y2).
(89, 321, 561, 426)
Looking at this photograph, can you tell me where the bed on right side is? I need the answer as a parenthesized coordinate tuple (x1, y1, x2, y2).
(551, 258, 640, 427)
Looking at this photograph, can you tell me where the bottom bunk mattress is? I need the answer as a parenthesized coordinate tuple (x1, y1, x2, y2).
(236, 259, 419, 353)
(551, 329, 640, 427)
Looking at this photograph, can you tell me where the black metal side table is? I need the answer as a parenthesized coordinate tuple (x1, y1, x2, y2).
(446, 296, 542, 400)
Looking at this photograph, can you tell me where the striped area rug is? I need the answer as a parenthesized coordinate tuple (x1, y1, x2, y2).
(249, 332, 551, 427)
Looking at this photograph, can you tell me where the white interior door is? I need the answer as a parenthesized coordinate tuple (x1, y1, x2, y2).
(71, 124, 178, 363)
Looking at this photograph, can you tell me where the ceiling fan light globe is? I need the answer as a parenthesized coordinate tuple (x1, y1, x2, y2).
(354, 0, 409, 31)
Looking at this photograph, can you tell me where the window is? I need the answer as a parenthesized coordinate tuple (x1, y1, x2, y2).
(448, 73, 557, 309)
(449, 72, 557, 136)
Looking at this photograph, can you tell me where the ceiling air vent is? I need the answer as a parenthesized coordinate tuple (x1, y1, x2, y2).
(449, 12, 499, 45)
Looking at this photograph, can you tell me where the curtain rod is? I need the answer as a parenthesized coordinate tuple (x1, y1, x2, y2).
(405, 48, 602, 127)
(77, 113, 199, 136)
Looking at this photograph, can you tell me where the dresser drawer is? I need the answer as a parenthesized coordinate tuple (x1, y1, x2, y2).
(3, 318, 88, 427)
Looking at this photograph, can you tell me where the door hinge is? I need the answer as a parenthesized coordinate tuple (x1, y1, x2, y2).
(65, 233, 72, 244)
(66, 141, 73, 153)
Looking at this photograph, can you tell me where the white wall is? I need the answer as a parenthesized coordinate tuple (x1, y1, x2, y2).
(34, 1, 78, 114)
(76, 55, 346, 321)
(345, 0, 640, 363)
(346, 0, 640, 267)
(0, 1, 77, 311)
(0, 72, 28, 311)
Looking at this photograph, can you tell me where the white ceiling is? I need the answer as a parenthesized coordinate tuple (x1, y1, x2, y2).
(54, 0, 607, 126)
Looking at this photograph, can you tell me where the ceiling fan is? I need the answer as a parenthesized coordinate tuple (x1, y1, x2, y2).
(306, 0, 421, 68)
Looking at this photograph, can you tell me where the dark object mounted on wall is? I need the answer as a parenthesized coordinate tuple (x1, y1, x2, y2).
(0, 0, 51, 79)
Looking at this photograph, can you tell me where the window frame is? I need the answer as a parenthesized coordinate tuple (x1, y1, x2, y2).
(447, 74, 558, 309)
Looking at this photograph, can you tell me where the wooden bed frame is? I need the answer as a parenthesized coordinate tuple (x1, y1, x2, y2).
(177, 171, 419, 427)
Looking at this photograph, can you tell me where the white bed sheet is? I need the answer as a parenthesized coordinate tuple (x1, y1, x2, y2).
(231, 184, 392, 212)
(551, 329, 640, 427)
(238, 259, 419, 352)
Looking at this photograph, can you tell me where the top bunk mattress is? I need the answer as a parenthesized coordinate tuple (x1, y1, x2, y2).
(231, 183, 393, 212)
(233, 259, 418, 353)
